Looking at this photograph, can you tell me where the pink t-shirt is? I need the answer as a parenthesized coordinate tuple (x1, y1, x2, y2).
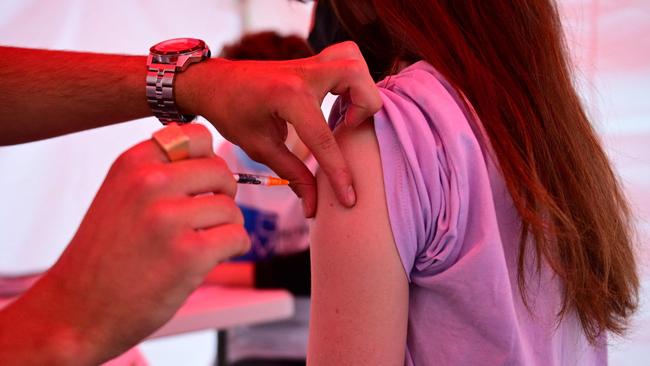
(331, 61, 605, 365)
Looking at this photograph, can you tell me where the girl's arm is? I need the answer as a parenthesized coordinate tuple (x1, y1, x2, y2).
(308, 120, 409, 365)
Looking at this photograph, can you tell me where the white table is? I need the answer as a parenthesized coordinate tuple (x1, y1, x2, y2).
(149, 285, 295, 366)
(1, 283, 294, 365)
(1, 284, 294, 339)
(148, 284, 294, 339)
(148, 285, 294, 366)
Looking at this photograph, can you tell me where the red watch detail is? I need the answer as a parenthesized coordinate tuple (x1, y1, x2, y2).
(146, 38, 211, 125)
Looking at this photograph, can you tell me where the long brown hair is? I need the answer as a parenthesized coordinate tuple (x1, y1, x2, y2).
(326, 0, 638, 342)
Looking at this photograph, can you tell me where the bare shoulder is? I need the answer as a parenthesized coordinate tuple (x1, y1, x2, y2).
(308, 119, 408, 366)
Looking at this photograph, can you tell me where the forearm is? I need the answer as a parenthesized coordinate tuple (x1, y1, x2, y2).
(0, 46, 152, 145)
(0, 277, 96, 365)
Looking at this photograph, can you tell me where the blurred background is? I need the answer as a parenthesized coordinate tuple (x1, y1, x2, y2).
(0, 0, 647, 364)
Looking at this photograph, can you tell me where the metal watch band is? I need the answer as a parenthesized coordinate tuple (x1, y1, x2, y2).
(146, 65, 195, 125)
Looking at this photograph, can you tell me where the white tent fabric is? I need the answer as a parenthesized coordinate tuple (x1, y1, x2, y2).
(0, 0, 647, 364)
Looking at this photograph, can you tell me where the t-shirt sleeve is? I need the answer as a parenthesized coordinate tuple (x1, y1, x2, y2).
(371, 69, 477, 282)
(327, 65, 483, 282)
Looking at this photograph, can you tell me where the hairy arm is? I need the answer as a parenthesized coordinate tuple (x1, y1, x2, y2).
(0, 43, 383, 214)
(308, 121, 409, 366)
(0, 46, 155, 145)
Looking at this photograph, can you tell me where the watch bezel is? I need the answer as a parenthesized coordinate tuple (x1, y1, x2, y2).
(149, 38, 206, 56)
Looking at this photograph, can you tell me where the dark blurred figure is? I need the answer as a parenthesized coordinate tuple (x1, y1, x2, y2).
(221, 31, 313, 61)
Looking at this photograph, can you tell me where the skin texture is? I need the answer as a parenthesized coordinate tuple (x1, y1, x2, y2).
(0, 41, 382, 217)
(308, 121, 409, 366)
(0, 124, 250, 364)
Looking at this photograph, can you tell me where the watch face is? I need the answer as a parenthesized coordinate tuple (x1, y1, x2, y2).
(150, 38, 205, 55)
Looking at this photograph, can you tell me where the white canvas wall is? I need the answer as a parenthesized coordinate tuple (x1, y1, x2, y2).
(0, 0, 647, 364)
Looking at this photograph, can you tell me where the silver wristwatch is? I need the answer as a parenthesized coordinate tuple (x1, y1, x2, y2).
(146, 38, 211, 125)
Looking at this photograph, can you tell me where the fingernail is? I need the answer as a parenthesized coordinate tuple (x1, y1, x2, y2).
(346, 185, 356, 206)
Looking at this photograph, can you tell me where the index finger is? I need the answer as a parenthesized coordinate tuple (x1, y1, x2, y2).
(278, 95, 356, 210)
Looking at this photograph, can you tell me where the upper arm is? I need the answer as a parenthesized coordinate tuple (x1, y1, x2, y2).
(307, 121, 409, 366)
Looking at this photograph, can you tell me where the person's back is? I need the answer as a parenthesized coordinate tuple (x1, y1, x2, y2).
(306, 1, 638, 365)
